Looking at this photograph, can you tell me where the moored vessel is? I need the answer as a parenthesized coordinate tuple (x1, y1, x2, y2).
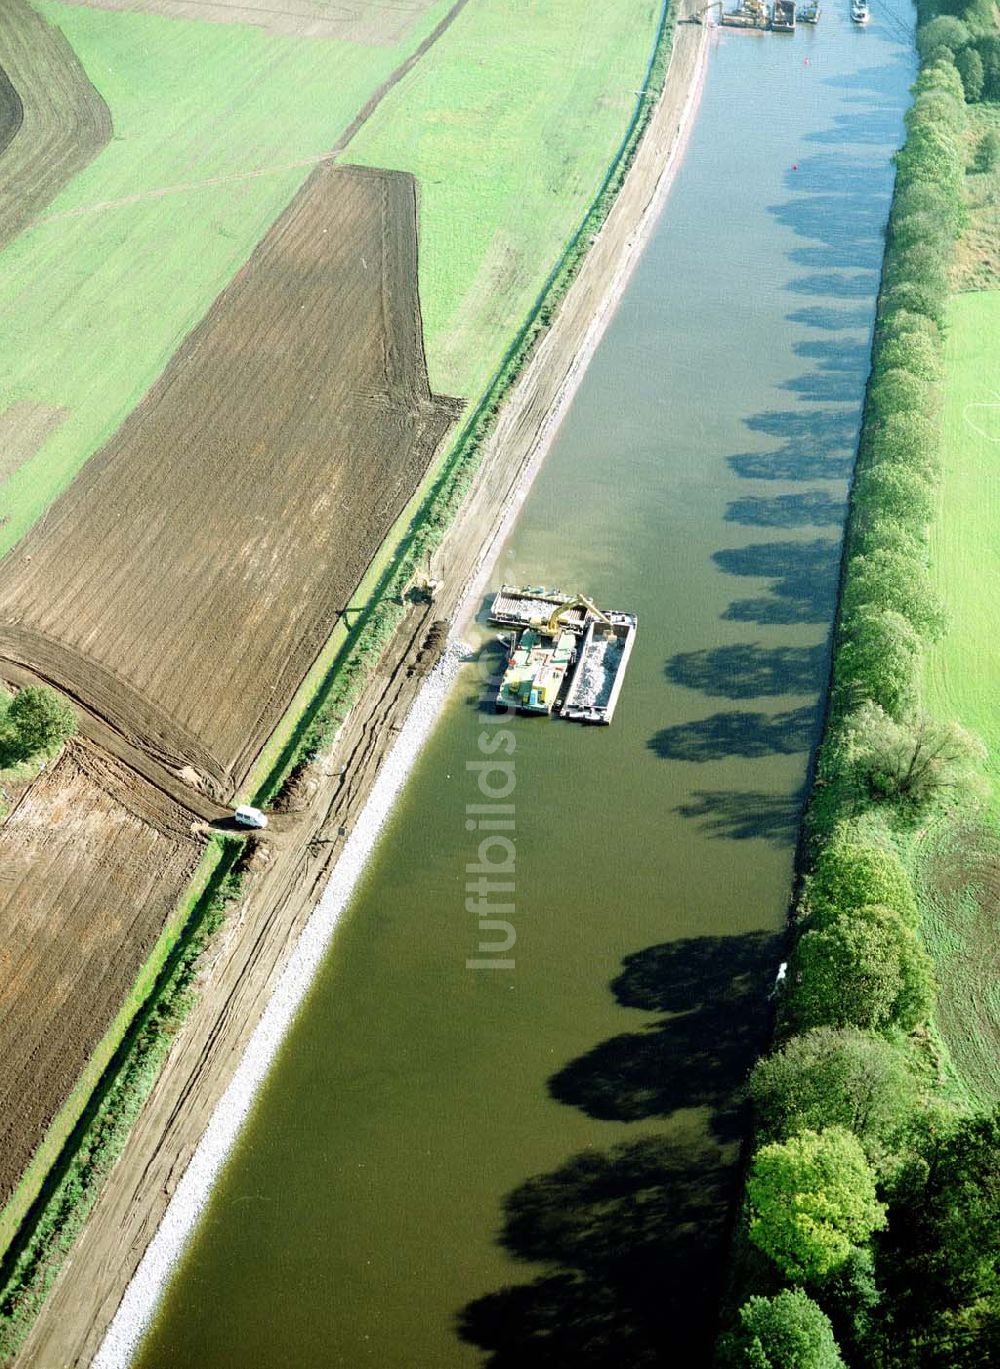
(489, 586, 637, 725)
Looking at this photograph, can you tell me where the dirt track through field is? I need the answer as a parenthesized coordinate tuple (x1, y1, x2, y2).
(29, 0, 473, 230)
(0, 0, 110, 253)
(14, 9, 711, 1364)
(56, 0, 441, 43)
(0, 742, 202, 1209)
(0, 164, 459, 800)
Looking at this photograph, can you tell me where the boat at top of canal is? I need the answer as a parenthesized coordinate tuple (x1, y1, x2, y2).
(850, 0, 869, 21)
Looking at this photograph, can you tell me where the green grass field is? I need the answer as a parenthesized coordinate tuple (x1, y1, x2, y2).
(351, 0, 660, 400)
(924, 290, 1000, 800)
(0, 0, 458, 558)
(920, 288, 1000, 1107)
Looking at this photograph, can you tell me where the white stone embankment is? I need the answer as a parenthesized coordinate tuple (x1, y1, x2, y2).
(93, 642, 466, 1369)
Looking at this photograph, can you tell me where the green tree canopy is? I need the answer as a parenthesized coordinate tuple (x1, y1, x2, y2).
(880, 278, 948, 330)
(862, 410, 941, 483)
(851, 518, 923, 562)
(866, 367, 934, 422)
(842, 702, 988, 809)
(749, 1027, 919, 1149)
(853, 463, 936, 536)
(913, 55, 969, 121)
(888, 209, 953, 259)
(896, 120, 964, 201)
(842, 548, 946, 642)
(747, 1128, 887, 1282)
(974, 126, 1000, 173)
(981, 36, 1000, 101)
(834, 606, 921, 720)
(890, 178, 962, 235)
(917, 16, 971, 61)
(885, 242, 951, 303)
(788, 904, 935, 1034)
(5, 686, 77, 762)
(878, 1109, 1000, 1365)
(955, 44, 984, 101)
(722, 1289, 846, 1368)
(806, 831, 918, 926)
(876, 330, 943, 384)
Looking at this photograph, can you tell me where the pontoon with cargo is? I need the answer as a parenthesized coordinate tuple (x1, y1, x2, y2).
(489, 586, 637, 725)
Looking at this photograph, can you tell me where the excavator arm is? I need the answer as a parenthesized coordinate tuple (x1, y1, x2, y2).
(544, 595, 613, 635)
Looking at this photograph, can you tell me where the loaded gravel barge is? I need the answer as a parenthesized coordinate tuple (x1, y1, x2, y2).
(488, 585, 637, 725)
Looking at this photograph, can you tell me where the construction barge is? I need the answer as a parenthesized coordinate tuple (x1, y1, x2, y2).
(488, 586, 637, 726)
(707, 0, 805, 28)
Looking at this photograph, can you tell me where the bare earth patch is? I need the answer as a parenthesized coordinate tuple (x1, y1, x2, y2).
(915, 816, 1000, 1109)
(953, 107, 1000, 293)
(0, 164, 459, 799)
(50, 0, 440, 44)
(0, 742, 201, 1208)
(0, 402, 67, 487)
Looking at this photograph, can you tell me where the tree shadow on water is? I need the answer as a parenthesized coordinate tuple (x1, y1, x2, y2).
(779, 152, 885, 196)
(794, 337, 870, 370)
(726, 490, 846, 529)
(729, 444, 855, 483)
(790, 243, 868, 271)
(786, 304, 874, 332)
(787, 270, 879, 300)
(805, 107, 905, 147)
(666, 641, 826, 699)
(457, 934, 780, 1364)
(457, 1131, 738, 1366)
(773, 192, 887, 250)
(648, 704, 818, 762)
(713, 538, 841, 626)
(676, 788, 806, 846)
(780, 369, 860, 404)
(745, 408, 858, 444)
(548, 932, 778, 1128)
(728, 407, 858, 482)
(820, 59, 913, 98)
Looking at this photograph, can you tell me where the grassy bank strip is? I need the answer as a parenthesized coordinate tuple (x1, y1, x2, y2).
(717, 19, 1000, 1368)
(250, 0, 676, 806)
(0, 840, 244, 1362)
(0, 3, 678, 1354)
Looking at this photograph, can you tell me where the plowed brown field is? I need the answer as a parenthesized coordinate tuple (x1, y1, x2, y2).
(0, 63, 22, 159)
(0, 0, 111, 252)
(0, 165, 458, 799)
(0, 742, 201, 1207)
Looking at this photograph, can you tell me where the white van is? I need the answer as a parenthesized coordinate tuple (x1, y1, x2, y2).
(234, 804, 268, 830)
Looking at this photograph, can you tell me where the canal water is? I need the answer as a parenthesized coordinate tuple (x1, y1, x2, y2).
(137, 12, 914, 1367)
